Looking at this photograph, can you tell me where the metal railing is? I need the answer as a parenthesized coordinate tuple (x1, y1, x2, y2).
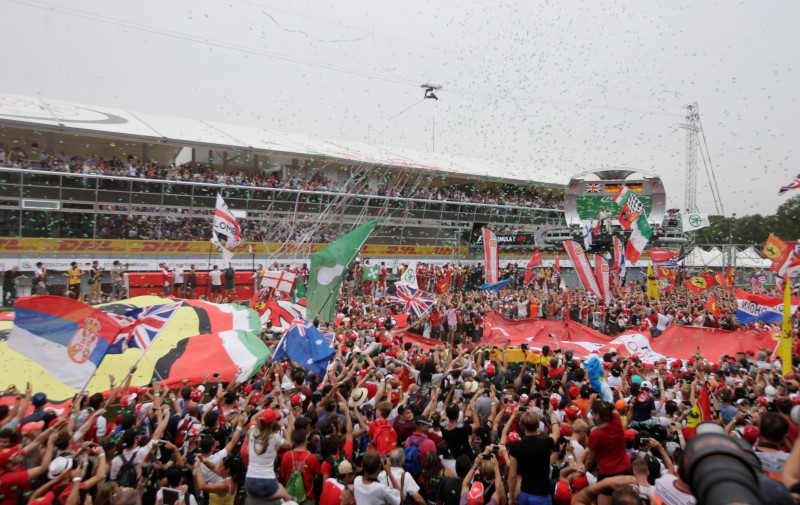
(0, 166, 566, 244)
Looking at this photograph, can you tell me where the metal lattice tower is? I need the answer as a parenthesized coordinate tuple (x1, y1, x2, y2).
(681, 103, 700, 251)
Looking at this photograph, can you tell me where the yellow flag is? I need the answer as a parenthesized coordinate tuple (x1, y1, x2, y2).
(779, 280, 793, 376)
(646, 263, 660, 301)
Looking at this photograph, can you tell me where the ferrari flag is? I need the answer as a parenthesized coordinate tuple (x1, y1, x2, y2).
(562, 240, 603, 300)
(483, 228, 499, 284)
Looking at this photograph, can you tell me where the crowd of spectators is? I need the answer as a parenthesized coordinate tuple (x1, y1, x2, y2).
(1, 270, 799, 505)
(0, 143, 564, 210)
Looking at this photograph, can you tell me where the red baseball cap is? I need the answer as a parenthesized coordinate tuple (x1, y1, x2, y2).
(486, 363, 496, 377)
(565, 405, 581, 420)
(742, 425, 759, 443)
(466, 482, 485, 505)
(572, 474, 590, 491)
(553, 480, 572, 505)
(258, 408, 280, 425)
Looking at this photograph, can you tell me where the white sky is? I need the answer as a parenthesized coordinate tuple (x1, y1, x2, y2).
(2, 0, 799, 216)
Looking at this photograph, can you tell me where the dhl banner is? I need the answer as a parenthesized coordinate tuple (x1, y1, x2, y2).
(0, 237, 468, 259)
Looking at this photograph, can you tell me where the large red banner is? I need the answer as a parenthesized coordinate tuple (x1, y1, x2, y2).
(481, 312, 776, 361)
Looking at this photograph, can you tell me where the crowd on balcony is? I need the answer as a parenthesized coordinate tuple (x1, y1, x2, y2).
(0, 143, 564, 209)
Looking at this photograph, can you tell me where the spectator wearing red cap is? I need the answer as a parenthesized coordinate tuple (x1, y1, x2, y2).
(244, 409, 293, 502)
(461, 452, 503, 505)
(507, 409, 560, 505)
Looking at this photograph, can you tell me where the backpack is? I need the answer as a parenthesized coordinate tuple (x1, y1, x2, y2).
(403, 435, 426, 479)
(285, 451, 308, 503)
(115, 449, 139, 487)
(323, 453, 345, 480)
(370, 419, 398, 455)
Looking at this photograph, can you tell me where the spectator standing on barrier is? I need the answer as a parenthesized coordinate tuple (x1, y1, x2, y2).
(186, 264, 197, 298)
(88, 260, 102, 304)
(3, 265, 25, 306)
(110, 260, 126, 300)
(174, 263, 185, 297)
(209, 265, 223, 301)
(224, 264, 236, 300)
(64, 261, 83, 300)
(33, 261, 47, 295)
(160, 263, 172, 297)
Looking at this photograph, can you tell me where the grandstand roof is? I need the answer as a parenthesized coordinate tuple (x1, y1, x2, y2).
(0, 92, 567, 186)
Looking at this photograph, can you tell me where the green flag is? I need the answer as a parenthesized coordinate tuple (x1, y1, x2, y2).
(292, 279, 306, 304)
(308, 220, 378, 322)
(363, 264, 380, 281)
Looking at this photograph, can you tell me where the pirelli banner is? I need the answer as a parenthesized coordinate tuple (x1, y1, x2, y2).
(0, 237, 469, 259)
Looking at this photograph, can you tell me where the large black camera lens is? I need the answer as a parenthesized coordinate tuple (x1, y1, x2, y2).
(682, 423, 761, 505)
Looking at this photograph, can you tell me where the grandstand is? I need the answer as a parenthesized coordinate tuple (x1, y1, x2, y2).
(0, 92, 569, 267)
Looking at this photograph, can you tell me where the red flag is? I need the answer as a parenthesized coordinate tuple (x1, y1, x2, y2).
(482, 228, 499, 283)
(649, 248, 679, 264)
(683, 383, 712, 440)
(435, 275, 452, 294)
(593, 210, 602, 235)
(524, 250, 542, 285)
(684, 274, 719, 293)
(704, 296, 721, 317)
(562, 241, 603, 300)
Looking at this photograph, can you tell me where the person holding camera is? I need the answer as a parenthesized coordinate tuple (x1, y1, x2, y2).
(353, 449, 402, 504)
(461, 451, 504, 505)
(507, 408, 560, 505)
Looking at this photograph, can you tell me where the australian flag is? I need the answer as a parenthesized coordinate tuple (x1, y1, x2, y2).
(272, 318, 335, 376)
(389, 284, 436, 318)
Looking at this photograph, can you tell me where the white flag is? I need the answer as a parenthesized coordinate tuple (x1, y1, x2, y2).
(213, 193, 242, 249)
(681, 213, 710, 232)
(210, 231, 234, 266)
(399, 262, 418, 289)
(261, 270, 297, 293)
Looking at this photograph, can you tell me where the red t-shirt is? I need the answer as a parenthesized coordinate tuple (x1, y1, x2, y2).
(280, 450, 321, 499)
(319, 440, 354, 477)
(319, 479, 346, 505)
(588, 413, 630, 475)
(0, 470, 30, 505)
(405, 433, 437, 464)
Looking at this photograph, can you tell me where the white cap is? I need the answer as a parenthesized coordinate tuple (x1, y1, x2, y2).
(641, 381, 653, 390)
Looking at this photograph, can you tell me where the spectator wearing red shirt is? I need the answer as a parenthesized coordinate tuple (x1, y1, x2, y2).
(405, 417, 438, 465)
(280, 430, 321, 501)
(319, 460, 356, 505)
(582, 401, 630, 504)
(2, 429, 57, 505)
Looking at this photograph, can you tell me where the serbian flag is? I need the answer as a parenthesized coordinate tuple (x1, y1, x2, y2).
(8, 296, 130, 388)
(683, 383, 712, 440)
(562, 240, 603, 300)
(684, 274, 719, 293)
(213, 193, 242, 249)
(482, 228, 499, 284)
(704, 296, 721, 317)
(524, 249, 542, 285)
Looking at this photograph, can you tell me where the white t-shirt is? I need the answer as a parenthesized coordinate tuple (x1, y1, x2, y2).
(201, 448, 228, 485)
(607, 375, 623, 389)
(210, 270, 223, 286)
(246, 430, 284, 479)
(155, 488, 199, 505)
(654, 474, 696, 505)
(110, 440, 157, 480)
(756, 449, 790, 476)
(354, 476, 401, 505)
(656, 314, 673, 331)
(174, 268, 184, 284)
(378, 467, 420, 502)
(570, 439, 585, 459)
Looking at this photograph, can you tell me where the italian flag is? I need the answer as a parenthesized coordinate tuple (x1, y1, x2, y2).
(625, 214, 653, 264)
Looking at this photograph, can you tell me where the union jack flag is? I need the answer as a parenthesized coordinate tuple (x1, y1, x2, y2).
(585, 183, 601, 193)
(389, 284, 436, 318)
(779, 172, 800, 196)
(287, 318, 313, 336)
(122, 302, 181, 350)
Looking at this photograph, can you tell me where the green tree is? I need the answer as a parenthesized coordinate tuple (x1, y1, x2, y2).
(696, 195, 799, 245)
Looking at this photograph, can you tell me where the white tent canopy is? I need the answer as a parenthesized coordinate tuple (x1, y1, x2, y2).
(682, 246, 770, 269)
